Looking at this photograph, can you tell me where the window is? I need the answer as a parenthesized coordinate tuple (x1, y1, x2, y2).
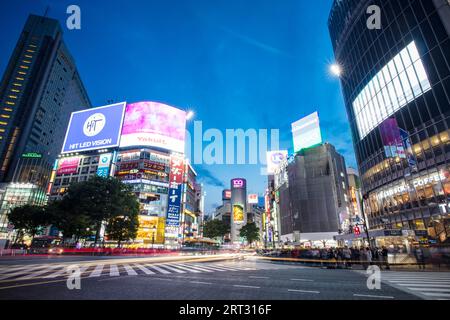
(352, 41, 431, 140)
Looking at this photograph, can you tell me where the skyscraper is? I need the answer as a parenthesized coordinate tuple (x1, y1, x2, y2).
(0, 14, 91, 241)
(329, 0, 450, 246)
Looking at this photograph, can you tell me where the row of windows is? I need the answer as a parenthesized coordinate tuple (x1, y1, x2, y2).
(353, 41, 431, 139)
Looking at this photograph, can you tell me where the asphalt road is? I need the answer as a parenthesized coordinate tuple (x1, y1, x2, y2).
(0, 255, 448, 300)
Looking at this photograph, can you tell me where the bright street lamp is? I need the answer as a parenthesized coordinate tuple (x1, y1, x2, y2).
(329, 63, 342, 77)
(186, 110, 194, 120)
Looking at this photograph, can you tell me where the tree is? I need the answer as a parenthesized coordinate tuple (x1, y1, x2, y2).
(7, 205, 49, 243)
(106, 213, 139, 247)
(239, 222, 260, 246)
(202, 219, 230, 241)
(54, 176, 140, 243)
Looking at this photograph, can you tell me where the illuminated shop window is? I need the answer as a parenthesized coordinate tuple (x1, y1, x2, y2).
(352, 41, 431, 140)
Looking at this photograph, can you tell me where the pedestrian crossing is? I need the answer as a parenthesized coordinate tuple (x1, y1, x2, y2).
(356, 270, 450, 300)
(0, 261, 286, 283)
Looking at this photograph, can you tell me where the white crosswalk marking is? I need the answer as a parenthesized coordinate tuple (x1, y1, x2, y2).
(43, 265, 90, 279)
(192, 264, 229, 271)
(379, 271, 450, 300)
(160, 264, 186, 273)
(0, 265, 48, 280)
(89, 264, 104, 277)
(178, 264, 214, 272)
(145, 264, 171, 274)
(123, 264, 138, 276)
(168, 264, 202, 273)
(17, 265, 63, 280)
(133, 264, 155, 275)
(109, 264, 120, 276)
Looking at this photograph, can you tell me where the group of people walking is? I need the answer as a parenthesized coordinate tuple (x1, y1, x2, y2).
(322, 246, 390, 269)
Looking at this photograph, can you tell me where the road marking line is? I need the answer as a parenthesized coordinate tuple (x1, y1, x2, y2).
(288, 289, 320, 294)
(43, 265, 90, 279)
(249, 276, 269, 279)
(389, 283, 450, 287)
(89, 264, 104, 277)
(159, 264, 186, 273)
(177, 263, 213, 273)
(215, 264, 242, 271)
(190, 281, 212, 285)
(133, 264, 155, 275)
(17, 265, 63, 280)
(167, 264, 201, 273)
(421, 292, 450, 298)
(291, 278, 314, 282)
(109, 264, 120, 276)
(353, 294, 394, 299)
(407, 287, 450, 292)
(233, 285, 260, 289)
(145, 265, 171, 274)
(197, 264, 232, 271)
(123, 264, 138, 276)
(0, 265, 49, 280)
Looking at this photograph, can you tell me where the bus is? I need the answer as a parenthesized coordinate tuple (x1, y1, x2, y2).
(30, 236, 64, 254)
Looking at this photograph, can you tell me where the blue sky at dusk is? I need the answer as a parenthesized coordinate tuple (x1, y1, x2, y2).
(0, 0, 356, 215)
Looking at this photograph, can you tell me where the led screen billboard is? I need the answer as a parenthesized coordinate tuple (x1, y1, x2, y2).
(120, 101, 186, 153)
(291, 111, 322, 152)
(233, 204, 244, 223)
(266, 150, 288, 174)
(56, 157, 80, 175)
(61, 102, 126, 154)
(379, 117, 406, 159)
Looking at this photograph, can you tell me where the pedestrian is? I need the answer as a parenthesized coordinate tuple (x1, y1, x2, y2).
(414, 246, 426, 270)
(366, 247, 373, 265)
(381, 246, 390, 270)
(343, 246, 352, 268)
(360, 247, 368, 269)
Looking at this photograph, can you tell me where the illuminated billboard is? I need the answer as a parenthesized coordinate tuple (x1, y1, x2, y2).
(222, 189, 231, 200)
(56, 157, 80, 175)
(291, 111, 322, 152)
(231, 178, 246, 189)
(247, 194, 258, 204)
(120, 101, 186, 153)
(61, 102, 126, 154)
(233, 204, 244, 223)
(379, 118, 406, 159)
(266, 150, 288, 174)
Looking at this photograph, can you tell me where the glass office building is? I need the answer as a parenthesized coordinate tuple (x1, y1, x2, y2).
(329, 0, 450, 244)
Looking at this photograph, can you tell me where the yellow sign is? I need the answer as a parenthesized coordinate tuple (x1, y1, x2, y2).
(233, 204, 244, 223)
(136, 216, 165, 244)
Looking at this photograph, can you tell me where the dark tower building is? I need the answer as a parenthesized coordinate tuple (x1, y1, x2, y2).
(329, 0, 450, 244)
(0, 15, 90, 240)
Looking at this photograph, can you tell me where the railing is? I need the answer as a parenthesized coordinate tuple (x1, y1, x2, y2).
(0, 249, 27, 256)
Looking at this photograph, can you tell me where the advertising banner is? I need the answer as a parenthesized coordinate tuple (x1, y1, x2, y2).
(56, 157, 80, 175)
(96, 153, 112, 177)
(291, 111, 322, 152)
(379, 117, 406, 159)
(61, 102, 126, 154)
(247, 194, 258, 204)
(120, 101, 187, 153)
(165, 154, 185, 232)
(231, 178, 246, 189)
(266, 150, 288, 175)
(222, 189, 231, 200)
(233, 204, 244, 223)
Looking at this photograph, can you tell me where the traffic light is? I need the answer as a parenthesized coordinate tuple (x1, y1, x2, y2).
(353, 226, 361, 235)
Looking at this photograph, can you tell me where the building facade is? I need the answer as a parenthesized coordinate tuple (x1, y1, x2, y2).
(0, 15, 91, 242)
(275, 143, 350, 246)
(329, 0, 450, 245)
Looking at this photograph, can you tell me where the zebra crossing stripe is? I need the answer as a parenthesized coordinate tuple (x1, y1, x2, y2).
(110, 264, 120, 276)
(168, 264, 202, 273)
(17, 265, 63, 280)
(145, 264, 171, 274)
(422, 292, 450, 298)
(215, 264, 247, 271)
(89, 264, 104, 277)
(133, 264, 155, 275)
(43, 265, 90, 279)
(160, 264, 186, 273)
(123, 265, 138, 276)
(390, 283, 450, 287)
(0, 265, 48, 280)
(178, 264, 214, 272)
(407, 288, 450, 292)
(194, 264, 233, 271)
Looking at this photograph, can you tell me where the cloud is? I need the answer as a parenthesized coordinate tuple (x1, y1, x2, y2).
(220, 26, 294, 58)
(196, 166, 226, 188)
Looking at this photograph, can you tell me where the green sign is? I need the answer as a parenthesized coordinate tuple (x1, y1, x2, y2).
(21, 152, 42, 158)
